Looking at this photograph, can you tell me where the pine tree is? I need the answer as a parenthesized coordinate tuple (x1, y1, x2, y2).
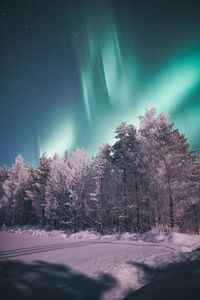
(0, 167, 9, 225)
(69, 148, 91, 231)
(155, 114, 192, 229)
(44, 156, 73, 228)
(112, 123, 142, 232)
(139, 108, 164, 228)
(31, 153, 52, 225)
(90, 144, 113, 233)
(139, 109, 199, 230)
(2, 155, 30, 225)
(179, 151, 200, 233)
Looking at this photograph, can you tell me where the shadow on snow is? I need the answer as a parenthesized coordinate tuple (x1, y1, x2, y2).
(125, 250, 200, 300)
(0, 250, 200, 300)
(0, 260, 117, 300)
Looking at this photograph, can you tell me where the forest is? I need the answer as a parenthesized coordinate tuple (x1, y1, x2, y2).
(0, 109, 200, 234)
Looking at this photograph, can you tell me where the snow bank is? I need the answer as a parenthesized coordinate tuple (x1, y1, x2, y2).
(5, 226, 200, 252)
(8, 227, 69, 238)
(69, 230, 100, 240)
(169, 232, 200, 252)
(6, 227, 139, 241)
(141, 229, 200, 252)
(6, 227, 102, 240)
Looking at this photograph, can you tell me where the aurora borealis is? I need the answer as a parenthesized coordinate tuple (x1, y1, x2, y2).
(0, 0, 200, 166)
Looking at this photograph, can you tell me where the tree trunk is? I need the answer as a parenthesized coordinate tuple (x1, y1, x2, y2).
(123, 169, 128, 232)
(169, 194, 174, 229)
(135, 171, 140, 232)
(100, 178, 104, 234)
(165, 161, 174, 229)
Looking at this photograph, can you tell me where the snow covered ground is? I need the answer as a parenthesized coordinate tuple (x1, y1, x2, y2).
(0, 228, 200, 300)
(5, 226, 200, 252)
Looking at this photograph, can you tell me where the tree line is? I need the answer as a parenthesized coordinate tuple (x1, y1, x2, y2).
(0, 109, 200, 234)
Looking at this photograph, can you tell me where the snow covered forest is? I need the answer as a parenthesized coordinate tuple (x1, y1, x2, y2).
(0, 109, 200, 234)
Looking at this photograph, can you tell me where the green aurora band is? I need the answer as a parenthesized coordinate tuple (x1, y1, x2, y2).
(41, 5, 200, 157)
(80, 8, 138, 122)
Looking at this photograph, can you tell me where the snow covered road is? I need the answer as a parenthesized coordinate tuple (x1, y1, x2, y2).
(1, 232, 200, 300)
(0, 232, 174, 276)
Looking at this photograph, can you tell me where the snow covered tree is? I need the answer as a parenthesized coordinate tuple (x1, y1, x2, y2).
(178, 152, 200, 233)
(112, 123, 143, 232)
(139, 109, 200, 230)
(2, 155, 31, 225)
(89, 144, 113, 233)
(30, 153, 52, 225)
(69, 148, 91, 231)
(139, 109, 167, 228)
(44, 155, 73, 228)
(154, 114, 193, 229)
(0, 167, 9, 225)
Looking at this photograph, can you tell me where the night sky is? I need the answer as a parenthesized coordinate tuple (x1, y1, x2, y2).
(0, 0, 200, 166)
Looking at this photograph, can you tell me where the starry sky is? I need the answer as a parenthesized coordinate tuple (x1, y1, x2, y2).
(0, 0, 200, 166)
